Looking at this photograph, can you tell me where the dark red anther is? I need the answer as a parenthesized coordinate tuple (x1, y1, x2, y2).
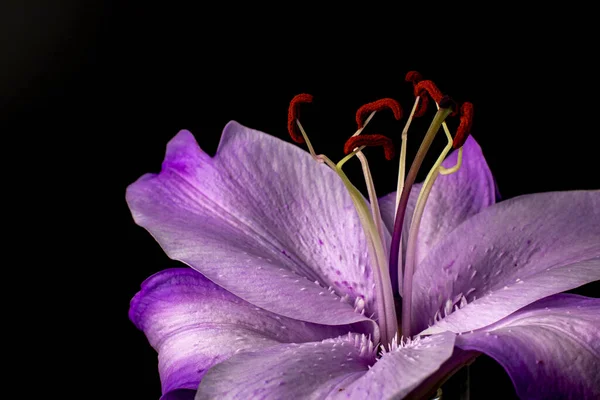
(414, 80, 443, 104)
(355, 98, 403, 129)
(405, 71, 423, 84)
(452, 102, 474, 149)
(344, 134, 395, 161)
(287, 93, 313, 143)
(405, 71, 428, 118)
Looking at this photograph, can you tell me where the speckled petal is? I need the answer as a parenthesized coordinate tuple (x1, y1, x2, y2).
(415, 190, 600, 335)
(126, 121, 378, 330)
(195, 332, 456, 400)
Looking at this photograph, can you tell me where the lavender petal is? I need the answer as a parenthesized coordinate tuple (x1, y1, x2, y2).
(130, 268, 354, 398)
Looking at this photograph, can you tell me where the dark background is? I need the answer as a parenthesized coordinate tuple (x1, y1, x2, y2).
(3, 2, 598, 399)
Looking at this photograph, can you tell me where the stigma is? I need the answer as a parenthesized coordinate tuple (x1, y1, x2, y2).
(286, 72, 474, 344)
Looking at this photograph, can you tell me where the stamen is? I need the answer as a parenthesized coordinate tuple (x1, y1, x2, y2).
(336, 145, 366, 169)
(415, 80, 443, 103)
(439, 147, 463, 175)
(343, 134, 395, 161)
(345, 105, 399, 292)
(389, 98, 454, 318)
(284, 93, 399, 344)
(333, 164, 398, 345)
(396, 99, 418, 213)
(405, 71, 428, 118)
(355, 98, 403, 129)
(401, 110, 467, 337)
(337, 103, 402, 344)
(294, 120, 320, 160)
(392, 95, 420, 294)
(412, 78, 459, 117)
(452, 102, 474, 149)
(287, 93, 313, 143)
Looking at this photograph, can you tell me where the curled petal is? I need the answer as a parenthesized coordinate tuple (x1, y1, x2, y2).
(130, 268, 353, 399)
(457, 294, 600, 399)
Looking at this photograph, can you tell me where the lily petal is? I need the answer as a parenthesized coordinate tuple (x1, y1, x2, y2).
(456, 294, 600, 399)
(378, 136, 495, 291)
(195, 332, 455, 400)
(130, 268, 354, 399)
(340, 332, 456, 399)
(416, 190, 600, 334)
(127, 122, 377, 330)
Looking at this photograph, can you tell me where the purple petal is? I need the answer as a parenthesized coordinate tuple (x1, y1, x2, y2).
(415, 190, 600, 335)
(379, 137, 495, 292)
(341, 332, 456, 399)
(130, 268, 354, 398)
(195, 332, 455, 400)
(195, 333, 376, 399)
(126, 122, 377, 330)
(456, 294, 600, 399)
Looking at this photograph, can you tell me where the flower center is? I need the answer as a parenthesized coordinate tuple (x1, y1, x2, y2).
(287, 72, 473, 344)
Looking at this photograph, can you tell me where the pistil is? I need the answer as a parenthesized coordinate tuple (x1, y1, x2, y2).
(393, 95, 420, 294)
(389, 101, 453, 295)
(399, 100, 473, 336)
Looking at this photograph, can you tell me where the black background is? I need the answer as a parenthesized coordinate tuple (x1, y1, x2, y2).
(3, 2, 598, 399)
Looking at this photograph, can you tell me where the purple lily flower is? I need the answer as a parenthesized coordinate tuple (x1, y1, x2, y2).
(127, 87, 599, 398)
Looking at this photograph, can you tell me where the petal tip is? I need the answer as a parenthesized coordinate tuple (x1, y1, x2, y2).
(128, 268, 198, 330)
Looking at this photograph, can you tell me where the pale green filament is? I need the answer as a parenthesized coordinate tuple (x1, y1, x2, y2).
(296, 120, 329, 165)
(440, 146, 463, 175)
(335, 162, 397, 345)
(336, 147, 366, 169)
(296, 117, 397, 345)
(395, 96, 420, 294)
(335, 111, 388, 259)
(395, 96, 420, 218)
(402, 123, 464, 337)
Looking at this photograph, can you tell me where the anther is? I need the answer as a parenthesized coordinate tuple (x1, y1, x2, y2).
(414, 80, 459, 117)
(405, 71, 423, 84)
(405, 71, 429, 118)
(344, 134, 395, 160)
(355, 98, 403, 129)
(415, 80, 443, 104)
(287, 93, 313, 143)
(452, 102, 474, 149)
